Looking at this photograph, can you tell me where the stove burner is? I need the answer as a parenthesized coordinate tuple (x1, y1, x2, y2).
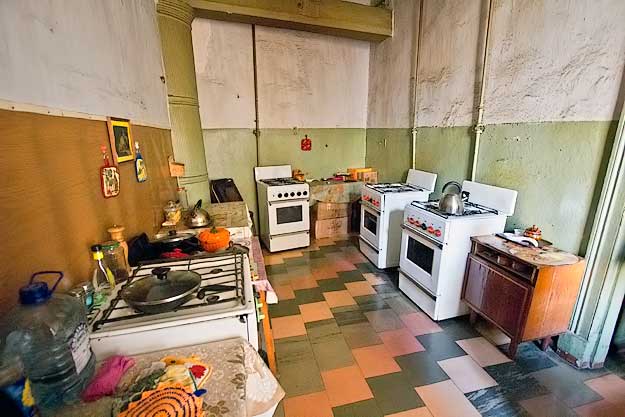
(366, 183, 426, 193)
(411, 200, 498, 218)
(260, 177, 304, 186)
(91, 247, 248, 331)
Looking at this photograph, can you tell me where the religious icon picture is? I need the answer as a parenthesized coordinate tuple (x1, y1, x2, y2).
(107, 117, 135, 164)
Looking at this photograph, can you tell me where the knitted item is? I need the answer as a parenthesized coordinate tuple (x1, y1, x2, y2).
(117, 384, 203, 417)
(82, 355, 135, 402)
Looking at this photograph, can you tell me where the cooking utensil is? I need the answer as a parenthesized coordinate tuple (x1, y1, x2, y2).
(186, 200, 211, 228)
(120, 267, 201, 314)
(438, 181, 470, 215)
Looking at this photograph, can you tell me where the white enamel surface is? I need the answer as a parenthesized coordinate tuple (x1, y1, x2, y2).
(406, 169, 437, 191)
(462, 180, 518, 216)
(254, 165, 292, 180)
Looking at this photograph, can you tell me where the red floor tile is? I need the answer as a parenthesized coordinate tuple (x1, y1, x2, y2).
(352, 344, 401, 378)
(379, 328, 425, 357)
(284, 391, 333, 417)
(321, 365, 374, 407)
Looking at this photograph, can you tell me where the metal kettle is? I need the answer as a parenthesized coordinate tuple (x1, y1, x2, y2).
(439, 181, 470, 215)
(186, 200, 212, 228)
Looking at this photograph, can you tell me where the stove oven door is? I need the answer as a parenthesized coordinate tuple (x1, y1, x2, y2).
(268, 198, 310, 235)
(399, 224, 443, 295)
(360, 203, 381, 249)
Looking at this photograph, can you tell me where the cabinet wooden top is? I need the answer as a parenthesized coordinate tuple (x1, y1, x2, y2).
(471, 235, 583, 268)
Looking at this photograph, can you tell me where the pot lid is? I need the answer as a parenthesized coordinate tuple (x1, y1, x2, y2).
(151, 231, 196, 244)
(121, 267, 201, 305)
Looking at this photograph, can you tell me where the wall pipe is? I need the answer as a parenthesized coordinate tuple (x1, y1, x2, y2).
(252, 24, 261, 166)
(470, 0, 494, 181)
(411, 0, 425, 170)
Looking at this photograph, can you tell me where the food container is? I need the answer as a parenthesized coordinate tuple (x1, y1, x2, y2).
(198, 227, 231, 252)
(67, 281, 95, 310)
(163, 201, 182, 225)
(524, 225, 542, 240)
(101, 240, 129, 283)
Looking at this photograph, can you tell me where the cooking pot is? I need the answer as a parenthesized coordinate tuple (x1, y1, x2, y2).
(121, 267, 201, 314)
(438, 181, 470, 215)
(186, 200, 211, 228)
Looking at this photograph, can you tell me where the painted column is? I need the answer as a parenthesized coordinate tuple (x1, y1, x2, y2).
(157, 0, 209, 203)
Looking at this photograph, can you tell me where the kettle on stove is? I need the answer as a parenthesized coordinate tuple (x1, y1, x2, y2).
(438, 181, 470, 215)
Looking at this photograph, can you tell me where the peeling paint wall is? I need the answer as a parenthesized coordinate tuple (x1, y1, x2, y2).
(366, 0, 625, 253)
(0, 0, 169, 127)
(193, 19, 370, 222)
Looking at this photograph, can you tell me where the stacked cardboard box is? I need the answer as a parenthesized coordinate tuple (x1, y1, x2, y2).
(311, 202, 350, 238)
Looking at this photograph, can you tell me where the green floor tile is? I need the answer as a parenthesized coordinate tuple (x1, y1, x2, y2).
(334, 308, 368, 326)
(372, 283, 400, 297)
(364, 309, 404, 332)
(275, 336, 325, 398)
(266, 264, 288, 275)
(294, 287, 325, 305)
(338, 270, 367, 283)
(340, 322, 383, 349)
(332, 399, 383, 417)
(416, 332, 467, 361)
(366, 372, 425, 415)
(269, 299, 302, 318)
(385, 296, 421, 316)
(354, 294, 389, 312)
(311, 333, 354, 371)
(395, 351, 450, 387)
(306, 318, 341, 342)
(318, 278, 346, 292)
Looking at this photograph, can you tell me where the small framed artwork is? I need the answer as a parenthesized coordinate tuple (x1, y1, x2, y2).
(107, 118, 135, 163)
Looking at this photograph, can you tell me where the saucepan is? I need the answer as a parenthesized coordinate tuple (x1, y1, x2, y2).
(121, 266, 201, 314)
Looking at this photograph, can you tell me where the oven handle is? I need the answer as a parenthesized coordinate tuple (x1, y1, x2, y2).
(359, 236, 379, 253)
(401, 224, 443, 250)
(361, 200, 381, 213)
(268, 198, 309, 206)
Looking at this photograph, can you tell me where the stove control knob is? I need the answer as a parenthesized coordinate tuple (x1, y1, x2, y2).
(427, 226, 434, 234)
(278, 193, 283, 198)
(434, 230, 442, 237)
(415, 220, 421, 226)
(290, 192, 295, 197)
(421, 223, 427, 231)
(408, 217, 414, 224)
(297, 191, 301, 196)
(303, 191, 308, 196)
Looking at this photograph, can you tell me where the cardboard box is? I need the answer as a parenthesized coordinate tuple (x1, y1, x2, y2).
(313, 216, 349, 239)
(314, 202, 350, 220)
(348, 167, 372, 180)
(359, 171, 378, 184)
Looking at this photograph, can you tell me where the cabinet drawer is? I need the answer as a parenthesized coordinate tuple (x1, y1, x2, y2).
(474, 246, 535, 283)
(463, 255, 531, 336)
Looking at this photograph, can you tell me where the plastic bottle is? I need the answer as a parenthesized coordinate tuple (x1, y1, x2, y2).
(1, 272, 96, 412)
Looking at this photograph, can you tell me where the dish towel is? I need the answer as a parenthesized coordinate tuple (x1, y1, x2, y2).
(82, 355, 136, 402)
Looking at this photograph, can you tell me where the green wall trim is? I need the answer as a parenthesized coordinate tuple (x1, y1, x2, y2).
(365, 121, 616, 254)
(259, 128, 366, 179)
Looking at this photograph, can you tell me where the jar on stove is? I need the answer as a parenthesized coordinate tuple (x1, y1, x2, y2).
(101, 240, 129, 283)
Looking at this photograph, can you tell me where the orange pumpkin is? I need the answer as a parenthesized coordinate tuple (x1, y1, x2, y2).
(198, 227, 230, 252)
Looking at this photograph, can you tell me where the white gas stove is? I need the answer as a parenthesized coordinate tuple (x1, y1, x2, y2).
(89, 247, 257, 358)
(359, 169, 437, 269)
(255, 165, 310, 252)
(398, 180, 518, 320)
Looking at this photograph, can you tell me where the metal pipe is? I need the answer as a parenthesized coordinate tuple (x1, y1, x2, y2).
(470, 0, 494, 181)
(252, 24, 260, 166)
(411, 0, 425, 170)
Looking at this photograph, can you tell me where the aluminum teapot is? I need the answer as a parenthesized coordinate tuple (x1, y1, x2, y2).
(439, 181, 470, 215)
(186, 200, 212, 228)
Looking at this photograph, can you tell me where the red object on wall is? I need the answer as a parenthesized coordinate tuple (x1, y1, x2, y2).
(301, 134, 312, 151)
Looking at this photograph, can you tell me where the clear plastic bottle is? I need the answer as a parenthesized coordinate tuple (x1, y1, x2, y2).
(1, 272, 96, 412)
(91, 244, 116, 295)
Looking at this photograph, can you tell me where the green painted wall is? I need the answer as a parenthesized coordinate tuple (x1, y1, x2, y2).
(258, 128, 366, 179)
(204, 127, 366, 226)
(365, 121, 615, 254)
(365, 128, 412, 183)
(203, 128, 258, 225)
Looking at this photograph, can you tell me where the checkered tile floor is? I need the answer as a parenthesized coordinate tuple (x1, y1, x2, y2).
(263, 236, 625, 417)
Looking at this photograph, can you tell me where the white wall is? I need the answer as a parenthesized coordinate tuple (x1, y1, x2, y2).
(484, 0, 625, 124)
(0, 0, 169, 127)
(192, 19, 256, 129)
(255, 26, 370, 128)
(367, 0, 625, 129)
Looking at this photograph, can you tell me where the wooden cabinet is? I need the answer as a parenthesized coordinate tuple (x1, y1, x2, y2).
(462, 235, 585, 358)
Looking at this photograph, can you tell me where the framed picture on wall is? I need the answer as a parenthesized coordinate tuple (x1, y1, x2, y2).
(107, 117, 135, 163)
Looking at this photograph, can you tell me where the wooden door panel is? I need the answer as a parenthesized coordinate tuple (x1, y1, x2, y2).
(463, 256, 530, 336)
